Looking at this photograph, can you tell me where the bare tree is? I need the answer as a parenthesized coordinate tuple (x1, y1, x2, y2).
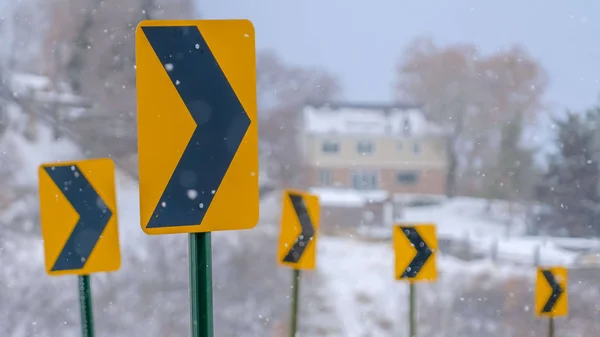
(394, 37, 548, 197)
(0, 0, 47, 72)
(257, 50, 341, 188)
(41, 0, 195, 162)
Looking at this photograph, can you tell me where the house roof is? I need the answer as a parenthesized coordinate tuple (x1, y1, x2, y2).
(302, 101, 443, 137)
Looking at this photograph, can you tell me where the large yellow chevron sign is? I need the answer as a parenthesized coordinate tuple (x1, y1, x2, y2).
(135, 20, 259, 234)
(38, 158, 121, 276)
(277, 190, 320, 270)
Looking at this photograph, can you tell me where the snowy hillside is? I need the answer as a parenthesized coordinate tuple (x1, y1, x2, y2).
(0, 98, 280, 336)
(2, 98, 600, 336)
(311, 187, 594, 268)
(401, 198, 582, 266)
(234, 192, 600, 337)
(317, 237, 532, 337)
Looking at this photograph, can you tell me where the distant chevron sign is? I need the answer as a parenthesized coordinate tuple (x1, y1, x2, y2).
(535, 267, 568, 317)
(38, 158, 121, 276)
(282, 193, 315, 263)
(136, 20, 259, 235)
(399, 227, 432, 278)
(277, 190, 320, 270)
(393, 224, 438, 282)
(541, 270, 563, 313)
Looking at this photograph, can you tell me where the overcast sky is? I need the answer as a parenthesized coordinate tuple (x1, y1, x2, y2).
(199, 0, 600, 114)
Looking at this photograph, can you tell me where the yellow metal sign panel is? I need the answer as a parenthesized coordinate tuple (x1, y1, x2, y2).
(535, 267, 568, 317)
(135, 19, 258, 235)
(38, 158, 120, 276)
(393, 224, 437, 282)
(277, 190, 320, 270)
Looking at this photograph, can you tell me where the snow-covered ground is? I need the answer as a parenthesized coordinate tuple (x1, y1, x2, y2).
(2, 94, 599, 335)
(403, 197, 522, 238)
(317, 236, 534, 337)
(310, 188, 595, 268)
(405, 200, 589, 267)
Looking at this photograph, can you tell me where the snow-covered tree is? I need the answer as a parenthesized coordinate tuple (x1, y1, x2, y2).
(536, 108, 600, 236)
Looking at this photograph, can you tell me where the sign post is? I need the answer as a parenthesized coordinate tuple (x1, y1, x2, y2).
(135, 19, 259, 337)
(277, 190, 320, 337)
(78, 275, 95, 337)
(535, 267, 568, 337)
(409, 282, 416, 337)
(289, 269, 301, 337)
(393, 224, 438, 337)
(189, 233, 213, 337)
(38, 158, 121, 337)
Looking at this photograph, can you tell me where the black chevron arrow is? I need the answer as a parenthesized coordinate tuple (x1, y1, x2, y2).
(399, 226, 433, 278)
(541, 269, 564, 313)
(44, 165, 112, 271)
(283, 194, 315, 263)
(141, 26, 251, 228)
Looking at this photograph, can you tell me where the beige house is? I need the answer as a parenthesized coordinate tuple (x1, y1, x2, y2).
(299, 102, 448, 195)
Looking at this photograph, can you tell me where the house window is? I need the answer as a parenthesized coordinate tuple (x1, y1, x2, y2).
(319, 169, 332, 186)
(322, 140, 339, 153)
(352, 170, 378, 190)
(403, 118, 411, 135)
(397, 171, 419, 185)
(357, 140, 374, 155)
(413, 141, 421, 154)
(396, 141, 403, 151)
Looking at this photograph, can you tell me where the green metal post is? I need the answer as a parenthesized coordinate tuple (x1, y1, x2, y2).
(548, 317, 554, 337)
(189, 232, 214, 337)
(289, 269, 301, 337)
(78, 275, 95, 337)
(409, 282, 416, 337)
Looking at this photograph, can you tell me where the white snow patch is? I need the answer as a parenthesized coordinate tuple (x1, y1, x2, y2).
(5, 118, 82, 186)
(9, 72, 52, 92)
(403, 197, 523, 238)
(310, 187, 389, 207)
(469, 236, 578, 266)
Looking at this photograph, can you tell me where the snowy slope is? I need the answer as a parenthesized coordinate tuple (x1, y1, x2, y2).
(0, 94, 592, 336)
(403, 197, 523, 238)
(311, 188, 583, 267)
(317, 236, 533, 337)
(0, 102, 290, 336)
(2, 99, 145, 242)
(402, 199, 582, 266)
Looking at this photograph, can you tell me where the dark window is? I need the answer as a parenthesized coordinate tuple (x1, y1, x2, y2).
(357, 140, 374, 154)
(403, 118, 411, 135)
(322, 140, 339, 153)
(352, 171, 378, 190)
(397, 171, 419, 185)
(413, 142, 421, 154)
(319, 169, 332, 186)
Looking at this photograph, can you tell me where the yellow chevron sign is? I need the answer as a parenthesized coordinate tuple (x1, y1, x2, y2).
(277, 190, 320, 270)
(393, 224, 437, 282)
(535, 267, 568, 317)
(136, 20, 259, 235)
(38, 158, 120, 276)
